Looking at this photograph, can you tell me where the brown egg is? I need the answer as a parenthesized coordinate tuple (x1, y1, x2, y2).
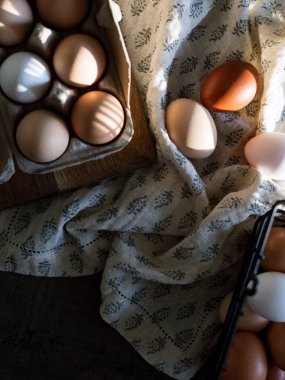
(53, 34, 107, 88)
(219, 292, 269, 333)
(261, 227, 285, 272)
(266, 322, 285, 371)
(266, 362, 285, 380)
(0, 0, 34, 46)
(220, 332, 267, 380)
(200, 61, 260, 112)
(16, 109, 70, 163)
(36, 0, 89, 30)
(71, 91, 125, 145)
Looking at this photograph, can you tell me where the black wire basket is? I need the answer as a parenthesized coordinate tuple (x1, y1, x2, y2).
(211, 199, 285, 380)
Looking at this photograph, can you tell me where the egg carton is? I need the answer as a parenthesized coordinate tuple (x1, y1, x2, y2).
(209, 199, 285, 379)
(0, 0, 133, 184)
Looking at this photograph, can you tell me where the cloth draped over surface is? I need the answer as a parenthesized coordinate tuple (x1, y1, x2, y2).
(1, 1, 285, 379)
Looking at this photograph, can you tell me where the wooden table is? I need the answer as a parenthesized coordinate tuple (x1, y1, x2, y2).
(0, 80, 157, 210)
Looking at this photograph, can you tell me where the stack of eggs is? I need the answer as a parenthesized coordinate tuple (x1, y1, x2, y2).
(218, 226, 285, 380)
(165, 59, 285, 182)
(0, 0, 129, 170)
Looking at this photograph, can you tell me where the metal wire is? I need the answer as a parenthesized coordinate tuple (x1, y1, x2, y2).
(211, 199, 285, 380)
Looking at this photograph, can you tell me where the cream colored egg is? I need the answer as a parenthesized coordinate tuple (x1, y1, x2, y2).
(244, 132, 285, 180)
(16, 110, 70, 163)
(219, 292, 269, 332)
(165, 98, 217, 159)
(53, 34, 107, 88)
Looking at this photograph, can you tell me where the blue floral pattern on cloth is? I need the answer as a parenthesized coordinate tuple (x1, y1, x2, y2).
(1, 0, 285, 379)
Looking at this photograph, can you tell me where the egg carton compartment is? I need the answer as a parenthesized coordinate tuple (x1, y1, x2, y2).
(210, 199, 285, 380)
(0, 0, 133, 181)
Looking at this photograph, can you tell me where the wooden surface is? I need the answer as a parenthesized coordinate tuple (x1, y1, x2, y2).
(0, 79, 157, 210)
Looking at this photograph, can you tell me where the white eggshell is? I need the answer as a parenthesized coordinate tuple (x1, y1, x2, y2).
(244, 132, 285, 180)
(0, 52, 51, 103)
(247, 272, 285, 322)
(165, 98, 217, 159)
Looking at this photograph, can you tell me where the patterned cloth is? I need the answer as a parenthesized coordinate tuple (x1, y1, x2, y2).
(1, 1, 285, 379)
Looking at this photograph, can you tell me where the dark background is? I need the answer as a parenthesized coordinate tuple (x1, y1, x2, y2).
(0, 271, 210, 380)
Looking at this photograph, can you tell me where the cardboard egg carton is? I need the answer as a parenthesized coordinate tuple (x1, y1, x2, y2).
(0, 0, 133, 184)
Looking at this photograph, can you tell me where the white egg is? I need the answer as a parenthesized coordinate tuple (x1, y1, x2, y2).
(244, 132, 285, 180)
(0, 52, 51, 103)
(247, 272, 285, 322)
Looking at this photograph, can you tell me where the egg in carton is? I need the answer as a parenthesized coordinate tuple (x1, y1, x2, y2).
(0, 0, 134, 184)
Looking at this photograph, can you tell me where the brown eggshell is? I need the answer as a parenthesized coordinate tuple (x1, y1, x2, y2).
(266, 323, 285, 371)
(165, 98, 217, 159)
(0, 0, 34, 46)
(261, 227, 285, 272)
(71, 91, 125, 145)
(266, 362, 285, 380)
(53, 34, 107, 88)
(36, 0, 89, 29)
(200, 61, 260, 112)
(219, 292, 269, 333)
(220, 332, 267, 380)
